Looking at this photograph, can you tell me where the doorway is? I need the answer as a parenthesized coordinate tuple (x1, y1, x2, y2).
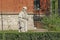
(33, 0, 50, 29)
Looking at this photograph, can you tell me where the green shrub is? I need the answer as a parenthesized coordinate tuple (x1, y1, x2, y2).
(41, 13, 60, 31)
(0, 33, 3, 40)
(0, 32, 60, 40)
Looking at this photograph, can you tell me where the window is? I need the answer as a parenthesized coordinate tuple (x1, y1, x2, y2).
(58, 0, 60, 13)
(34, 0, 40, 10)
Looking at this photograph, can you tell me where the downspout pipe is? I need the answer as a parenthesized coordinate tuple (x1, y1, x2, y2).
(1, 0, 3, 31)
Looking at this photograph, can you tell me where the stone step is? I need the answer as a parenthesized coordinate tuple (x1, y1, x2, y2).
(30, 29, 48, 32)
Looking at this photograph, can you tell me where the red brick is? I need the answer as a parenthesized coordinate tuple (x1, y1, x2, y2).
(0, 0, 50, 14)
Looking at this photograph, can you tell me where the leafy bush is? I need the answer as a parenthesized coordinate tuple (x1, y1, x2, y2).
(41, 13, 60, 31)
(0, 32, 60, 40)
(0, 33, 3, 40)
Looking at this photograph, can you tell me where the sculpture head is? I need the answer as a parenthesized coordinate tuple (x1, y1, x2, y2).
(23, 7, 27, 10)
(22, 6, 27, 11)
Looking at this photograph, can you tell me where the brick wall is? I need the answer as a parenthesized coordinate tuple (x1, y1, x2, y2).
(0, 0, 34, 14)
(0, 0, 50, 14)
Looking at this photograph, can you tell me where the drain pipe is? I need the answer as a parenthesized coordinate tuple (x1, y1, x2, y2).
(1, 0, 3, 31)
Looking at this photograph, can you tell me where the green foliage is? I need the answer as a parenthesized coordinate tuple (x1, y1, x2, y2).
(0, 32, 60, 40)
(41, 13, 60, 31)
(0, 33, 3, 40)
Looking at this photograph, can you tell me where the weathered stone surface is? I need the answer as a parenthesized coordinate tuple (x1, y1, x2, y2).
(0, 15, 2, 30)
(0, 14, 35, 30)
(27, 15, 35, 30)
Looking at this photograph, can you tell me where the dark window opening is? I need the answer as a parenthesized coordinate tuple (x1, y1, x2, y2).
(58, 0, 60, 14)
(33, 0, 41, 21)
(34, 0, 40, 10)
